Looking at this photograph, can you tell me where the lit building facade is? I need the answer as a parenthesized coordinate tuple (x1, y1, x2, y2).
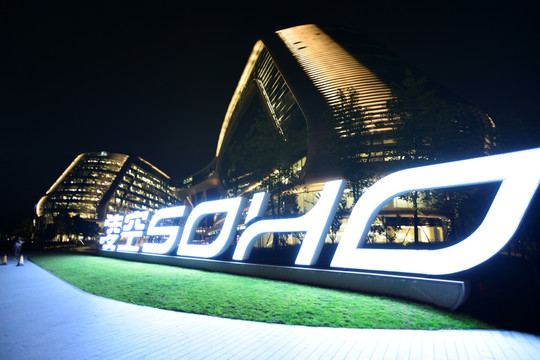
(36, 151, 180, 232)
(177, 24, 495, 247)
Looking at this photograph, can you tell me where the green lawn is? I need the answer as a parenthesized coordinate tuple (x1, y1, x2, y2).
(30, 253, 492, 330)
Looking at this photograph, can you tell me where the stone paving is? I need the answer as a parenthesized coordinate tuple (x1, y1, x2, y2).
(1, 254, 540, 359)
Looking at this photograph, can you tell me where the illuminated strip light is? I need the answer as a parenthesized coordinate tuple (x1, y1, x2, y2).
(137, 157, 171, 180)
(37, 153, 128, 217)
(35, 196, 49, 218)
(216, 41, 265, 157)
(254, 79, 284, 136)
(331, 147, 540, 275)
(44, 153, 86, 194)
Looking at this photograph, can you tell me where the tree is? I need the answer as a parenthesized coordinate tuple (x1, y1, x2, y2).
(385, 69, 489, 243)
(329, 87, 378, 202)
(256, 111, 306, 248)
(328, 199, 347, 244)
(221, 96, 307, 248)
(386, 69, 488, 165)
(54, 213, 75, 240)
(222, 109, 278, 196)
(72, 215, 101, 241)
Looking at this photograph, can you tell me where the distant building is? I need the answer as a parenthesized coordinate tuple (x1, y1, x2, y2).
(35, 151, 179, 238)
(177, 24, 495, 246)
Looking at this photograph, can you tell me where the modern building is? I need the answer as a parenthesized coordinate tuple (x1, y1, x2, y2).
(35, 151, 180, 240)
(176, 24, 496, 247)
(36, 24, 495, 246)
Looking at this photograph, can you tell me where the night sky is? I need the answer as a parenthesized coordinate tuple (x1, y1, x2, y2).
(2, 1, 540, 231)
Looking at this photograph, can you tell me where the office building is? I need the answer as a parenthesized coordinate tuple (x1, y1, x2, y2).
(36, 151, 179, 239)
(177, 24, 495, 246)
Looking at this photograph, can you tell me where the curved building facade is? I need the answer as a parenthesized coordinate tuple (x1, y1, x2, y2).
(177, 24, 495, 247)
(36, 151, 180, 229)
(179, 24, 494, 197)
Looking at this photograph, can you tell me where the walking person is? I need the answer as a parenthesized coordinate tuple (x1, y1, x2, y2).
(14, 238, 24, 266)
(14, 237, 22, 257)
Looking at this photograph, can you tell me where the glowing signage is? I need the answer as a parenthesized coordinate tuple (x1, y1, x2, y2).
(142, 206, 187, 254)
(233, 180, 346, 265)
(116, 211, 149, 252)
(99, 147, 540, 275)
(100, 214, 124, 251)
(331, 147, 540, 274)
(177, 197, 246, 258)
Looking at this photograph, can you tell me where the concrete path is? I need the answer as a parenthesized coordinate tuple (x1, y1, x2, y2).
(1, 254, 540, 360)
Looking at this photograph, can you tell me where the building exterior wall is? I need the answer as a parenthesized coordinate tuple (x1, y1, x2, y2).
(36, 152, 180, 230)
(177, 24, 496, 247)
(180, 24, 494, 198)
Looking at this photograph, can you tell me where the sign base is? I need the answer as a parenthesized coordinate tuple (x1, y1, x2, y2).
(99, 250, 469, 310)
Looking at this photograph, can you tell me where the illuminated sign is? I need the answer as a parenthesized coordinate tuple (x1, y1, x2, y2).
(100, 148, 540, 275)
(177, 197, 246, 258)
(233, 180, 346, 266)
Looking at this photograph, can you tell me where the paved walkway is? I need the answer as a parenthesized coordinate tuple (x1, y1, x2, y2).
(1, 255, 540, 360)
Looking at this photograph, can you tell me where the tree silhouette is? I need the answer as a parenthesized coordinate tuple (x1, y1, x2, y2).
(221, 96, 307, 247)
(328, 87, 378, 202)
(384, 70, 492, 243)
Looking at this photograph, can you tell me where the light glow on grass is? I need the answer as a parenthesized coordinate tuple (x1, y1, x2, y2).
(30, 253, 491, 330)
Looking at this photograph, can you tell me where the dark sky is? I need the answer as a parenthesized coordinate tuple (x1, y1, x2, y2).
(2, 1, 540, 228)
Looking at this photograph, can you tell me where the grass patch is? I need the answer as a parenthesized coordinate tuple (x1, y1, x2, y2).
(30, 253, 492, 329)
